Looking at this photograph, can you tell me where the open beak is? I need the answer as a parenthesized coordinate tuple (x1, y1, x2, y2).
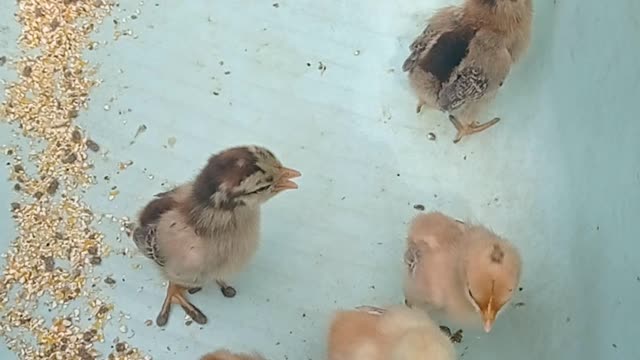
(274, 166, 301, 191)
(481, 297, 498, 333)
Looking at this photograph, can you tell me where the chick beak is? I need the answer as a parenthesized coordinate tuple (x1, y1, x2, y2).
(481, 296, 497, 333)
(274, 167, 301, 192)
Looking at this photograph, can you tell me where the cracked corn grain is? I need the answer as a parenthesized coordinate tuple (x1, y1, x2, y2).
(0, 0, 148, 359)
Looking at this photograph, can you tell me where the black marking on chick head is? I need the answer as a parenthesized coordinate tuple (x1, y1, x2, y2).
(490, 244, 505, 264)
(192, 147, 262, 207)
(419, 26, 476, 83)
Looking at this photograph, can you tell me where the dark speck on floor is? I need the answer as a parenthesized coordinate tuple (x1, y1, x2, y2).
(514, 302, 525, 307)
(413, 204, 425, 211)
(519, 287, 524, 292)
(612, 344, 617, 349)
(272, 2, 279, 7)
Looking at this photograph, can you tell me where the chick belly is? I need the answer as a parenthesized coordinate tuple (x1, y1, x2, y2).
(202, 233, 261, 282)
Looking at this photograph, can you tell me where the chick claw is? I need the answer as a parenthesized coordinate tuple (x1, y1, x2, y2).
(156, 283, 207, 327)
(449, 115, 500, 143)
(188, 287, 202, 294)
(216, 280, 237, 298)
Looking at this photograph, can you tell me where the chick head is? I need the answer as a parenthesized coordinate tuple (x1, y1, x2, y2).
(461, 226, 521, 332)
(193, 146, 300, 209)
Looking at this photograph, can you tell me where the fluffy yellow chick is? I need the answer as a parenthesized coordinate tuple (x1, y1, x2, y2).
(403, 212, 522, 332)
(402, 0, 533, 143)
(328, 305, 455, 360)
(133, 146, 300, 326)
(200, 349, 266, 360)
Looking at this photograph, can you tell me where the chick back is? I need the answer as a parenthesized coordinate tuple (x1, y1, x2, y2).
(328, 310, 385, 360)
(417, 26, 476, 84)
(328, 307, 455, 360)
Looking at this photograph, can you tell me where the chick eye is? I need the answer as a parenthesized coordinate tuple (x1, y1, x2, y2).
(247, 184, 271, 195)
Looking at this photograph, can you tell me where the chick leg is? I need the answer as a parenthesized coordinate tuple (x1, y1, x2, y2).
(449, 115, 500, 143)
(156, 282, 207, 326)
(416, 99, 426, 113)
(216, 280, 236, 298)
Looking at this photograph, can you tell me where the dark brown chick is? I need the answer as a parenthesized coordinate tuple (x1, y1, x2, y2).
(403, 0, 533, 143)
(133, 146, 300, 326)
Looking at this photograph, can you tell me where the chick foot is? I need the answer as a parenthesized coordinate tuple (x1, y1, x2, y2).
(188, 287, 202, 294)
(156, 283, 207, 326)
(449, 115, 500, 143)
(416, 100, 426, 113)
(216, 280, 236, 298)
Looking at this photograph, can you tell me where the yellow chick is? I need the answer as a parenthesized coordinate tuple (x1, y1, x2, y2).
(403, 212, 522, 332)
(200, 349, 266, 360)
(328, 305, 455, 360)
(402, 0, 533, 143)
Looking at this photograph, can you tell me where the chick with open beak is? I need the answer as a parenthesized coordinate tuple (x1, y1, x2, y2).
(132, 146, 300, 326)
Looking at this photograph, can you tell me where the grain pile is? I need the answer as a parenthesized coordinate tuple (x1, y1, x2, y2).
(0, 0, 147, 358)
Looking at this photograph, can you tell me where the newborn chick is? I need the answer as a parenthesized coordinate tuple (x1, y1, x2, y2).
(133, 146, 300, 326)
(403, 212, 522, 332)
(200, 349, 266, 360)
(328, 305, 455, 360)
(402, 0, 533, 143)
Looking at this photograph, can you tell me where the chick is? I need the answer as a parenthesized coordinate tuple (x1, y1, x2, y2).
(133, 146, 300, 326)
(403, 212, 521, 332)
(328, 305, 455, 360)
(200, 349, 266, 360)
(402, 0, 533, 143)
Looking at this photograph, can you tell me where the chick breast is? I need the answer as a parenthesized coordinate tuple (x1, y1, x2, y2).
(133, 183, 261, 288)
